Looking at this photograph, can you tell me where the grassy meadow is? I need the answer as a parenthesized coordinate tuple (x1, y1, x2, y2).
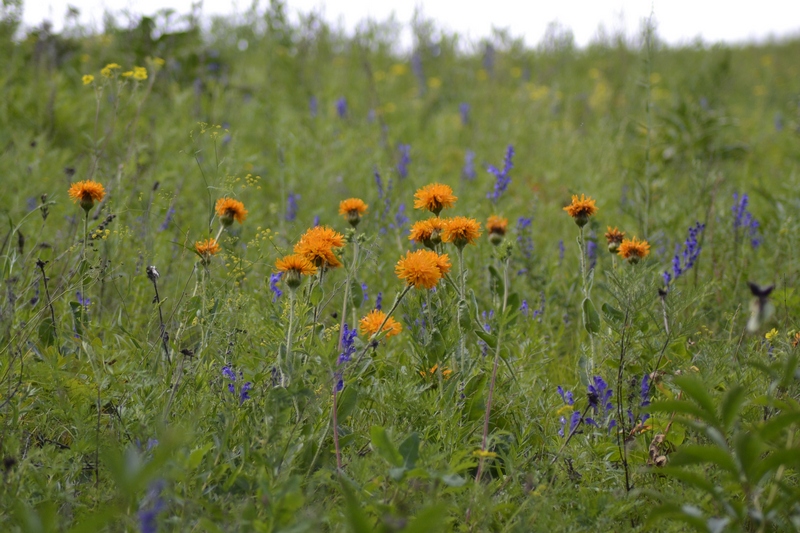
(2, 4, 800, 531)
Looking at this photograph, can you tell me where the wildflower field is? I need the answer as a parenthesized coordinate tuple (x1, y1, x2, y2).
(3, 5, 800, 531)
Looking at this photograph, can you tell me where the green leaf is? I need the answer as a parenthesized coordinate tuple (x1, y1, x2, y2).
(474, 329, 496, 349)
(458, 300, 471, 330)
(369, 426, 403, 467)
(488, 265, 503, 296)
(601, 303, 624, 324)
(670, 445, 738, 476)
(719, 386, 746, 431)
(398, 432, 420, 469)
(673, 376, 719, 426)
(188, 442, 214, 469)
(350, 280, 363, 309)
(37, 317, 55, 346)
(582, 298, 600, 334)
(339, 479, 372, 533)
(404, 505, 449, 533)
(336, 386, 358, 421)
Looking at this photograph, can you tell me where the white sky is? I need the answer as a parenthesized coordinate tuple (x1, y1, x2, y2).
(22, 0, 800, 48)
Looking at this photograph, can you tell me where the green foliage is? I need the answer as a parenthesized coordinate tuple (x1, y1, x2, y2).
(0, 4, 799, 532)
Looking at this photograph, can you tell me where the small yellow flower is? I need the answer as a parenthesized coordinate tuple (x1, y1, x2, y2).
(765, 328, 778, 342)
(133, 66, 148, 81)
(153, 57, 166, 67)
(82, 74, 94, 85)
(100, 63, 121, 78)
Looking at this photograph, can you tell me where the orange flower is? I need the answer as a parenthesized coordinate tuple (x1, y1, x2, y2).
(605, 226, 625, 253)
(413, 183, 457, 215)
(215, 197, 248, 226)
(359, 309, 402, 339)
(195, 238, 221, 264)
(339, 198, 368, 227)
(68, 180, 105, 211)
(395, 249, 445, 289)
(431, 252, 451, 275)
(486, 215, 508, 235)
(618, 237, 650, 263)
(419, 364, 452, 380)
(294, 226, 345, 269)
(409, 218, 447, 247)
(563, 194, 597, 227)
(487, 215, 508, 245)
(276, 253, 317, 288)
(443, 216, 482, 248)
(275, 254, 317, 276)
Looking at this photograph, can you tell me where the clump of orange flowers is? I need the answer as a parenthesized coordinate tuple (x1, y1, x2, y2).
(294, 226, 345, 269)
(486, 215, 508, 245)
(419, 364, 452, 380)
(276, 253, 317, 289)
(413, 183, 457, 216)
(195, 238, 221, 265)
(68, 180, 106, 212)
(339, 198, 368, 227)
(563, 194, 598, 227)
(443, 216, 482, 248)
(618, 237, 650, 264)
(409, 218, 447, 248)
(605, 227, 625, 253)
(395, 249, 450, 289)
(359, 309, 402, 339)
(215, 198, 248, 226)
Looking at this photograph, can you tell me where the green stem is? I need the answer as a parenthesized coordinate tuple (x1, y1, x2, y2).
(281, 289, 295, 387)
(456, 246, 466, 372)
(475, 257, 509, 483)
(338, 237, 360, 349)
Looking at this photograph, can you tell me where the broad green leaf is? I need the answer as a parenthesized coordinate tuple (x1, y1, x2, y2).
(370, 426, 403, 467)
(398, 432, 420, 469)
(336, 386, 358, 420)
(582, 298, 600, 334)
(339, 479, 372, 533)
(601, 302, 624, 324)
(474, 329, 496, 349)
(719, 386, 746, 432)
(670, 445, 738, 476)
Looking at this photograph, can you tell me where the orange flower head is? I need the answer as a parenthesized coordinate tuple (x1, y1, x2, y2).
(431, 252, 451, 275)
(294, 226, 345, 269)
(419, 364, 452, 380)
(409, 218, 447, 248)
(487, 215, 508, 245)
(605, 226, 625, 253)
(275, 253, 317, 288)
(68, 180, 106, 212)
(215, 197, 248, 226)
(359, 309, 402, 339)
(195, 238, 221, 265)
(395, 249, 444, 289)
(563, 194, 598, 227)
(413, 183, 457, 215)
(338, 198, 368, 227)
(443, 216, 482, 248)
(618, 237, 650, 264)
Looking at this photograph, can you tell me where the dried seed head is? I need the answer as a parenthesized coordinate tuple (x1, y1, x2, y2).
(146, 265, 160, 282)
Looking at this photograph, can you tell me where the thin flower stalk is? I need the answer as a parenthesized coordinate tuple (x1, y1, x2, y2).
(338, 236, 360, 350)
(476, 255, 509, 483)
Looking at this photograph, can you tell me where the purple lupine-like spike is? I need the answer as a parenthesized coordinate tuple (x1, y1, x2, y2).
(375, 292, 383, 310)
(397, 144, 411, 179)
(463, 150, 476, 180)
(587, 239, 597, 270)
(285, 193, 299, 222)
(459, 102, 470, 125)
(336, 97, 347, 118)
(239, 382, 252, 404)
(309, 96, 318, 118)
(337, 324, 357, 365)
(487, 145, 514, 202)
(269, 272, 283, 302)
(361, 282, 368, 303)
